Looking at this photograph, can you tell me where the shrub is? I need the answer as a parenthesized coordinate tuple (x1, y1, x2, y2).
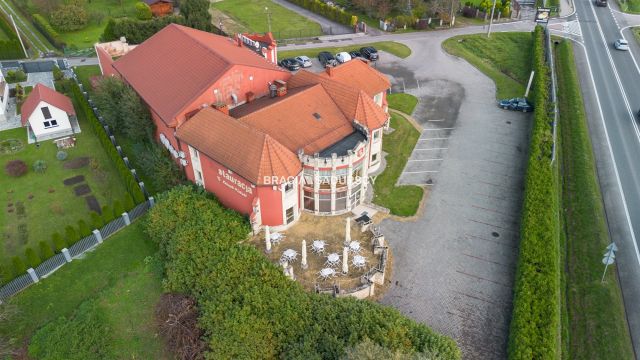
(286, 0, 356, 27)
(146, 186, 461, 359)
(101, 205, 114, 223)
(56, 151, 68, 161)
(52, 232, 67, 253)
(101, 15, 186, 44)
(134, 142, 185, 193)
(112, 200, 123, 218)
(64, 225, 79, 245)
(0, 14, 25, 60)
(25, 247, 41, 268)
(5, 160, 28, 177)
(50, 4, 89, 32)
(135, 2, 152, 20)
(508, 26, 559, 359)
(5, 70, 26, 83)
(32, 14, 66, 49)
(32, 159, 47, 173)
(90, 211, 103, 229)
(11, 256, 27, 276)
(123, 194, 135, 212)
(39, 241, 55, 259)
(77, 220, 91, 238)
(52, 65, 64, 81)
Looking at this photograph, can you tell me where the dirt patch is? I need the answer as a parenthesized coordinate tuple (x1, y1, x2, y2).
(63, 175, 85, 186)
(63, 157, 90, 169)
(74, 184, 91, 196)
(84, 195, 101, 214)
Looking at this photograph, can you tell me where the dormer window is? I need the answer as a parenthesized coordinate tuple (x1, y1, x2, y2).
(41, 106, 52, 119)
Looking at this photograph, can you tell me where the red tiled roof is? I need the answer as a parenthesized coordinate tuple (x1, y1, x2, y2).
(21, 84, 75, 126)
(320, 59, 390, 97)
(233, 84, 354, 155)
(175, 108, 301, 185)
(112, 24, 287, 125)
(95, 46, 117, 77)
(288, 70, 388, 130)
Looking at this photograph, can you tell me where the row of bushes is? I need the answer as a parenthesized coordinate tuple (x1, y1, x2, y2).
(32, 13, 66, 49)
(69, 81, 146, 203)
(286, 0, 358, 27)
(146, 186, 461, 359)
(100, 15, 185, 44)
(508, 26, 560, 359)
(0, 13, 25, 59)
(7, 193, 136, 280)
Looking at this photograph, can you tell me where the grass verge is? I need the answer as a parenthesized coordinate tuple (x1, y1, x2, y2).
(0, 221, 165, 358)
(74, 64, 101, 94)
(555, 40, 634, 359)
(372, 113, 423, 216)
(442, 33, 533, 99)
(211, 0, 322, 39)
(279, 41, 412, 60)
(387, 93, 418, 115)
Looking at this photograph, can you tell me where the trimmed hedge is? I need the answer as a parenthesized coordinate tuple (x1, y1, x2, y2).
(32, 14, 66, 49)
(69, 82, 146, 203)
(101, 15, 186, 44)
(0, 13, 25, 59)
(286, 0, 357, 27)
(508, 26, 560, 359)
(146, 186, 461, 359)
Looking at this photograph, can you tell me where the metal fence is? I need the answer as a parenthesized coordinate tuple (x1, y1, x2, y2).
(0, 199, 154, 303)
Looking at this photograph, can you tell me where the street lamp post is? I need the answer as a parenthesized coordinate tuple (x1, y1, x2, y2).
(265, 7, 272, 33)
(486, 0, 498, 38)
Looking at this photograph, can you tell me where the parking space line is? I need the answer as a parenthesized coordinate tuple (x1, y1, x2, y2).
(403, 170, 439, 174)
(468, 218, 518, 233)
(428, 119, 445, 122)
(465, 233, 518, 249)
(471, 204, 519, 219)
(456, 270, 512, 288)
(463, 253, 512, 268)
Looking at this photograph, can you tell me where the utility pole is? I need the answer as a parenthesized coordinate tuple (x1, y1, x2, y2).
(9, 15, 27, 58)
(264, 7, 272, 33)
(486, 0, 498, 38)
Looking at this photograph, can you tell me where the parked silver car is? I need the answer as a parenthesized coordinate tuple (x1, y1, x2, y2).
(294, 55, 312, 68)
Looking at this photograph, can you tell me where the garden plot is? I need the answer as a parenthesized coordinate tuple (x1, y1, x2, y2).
(0, 112, 128, 274)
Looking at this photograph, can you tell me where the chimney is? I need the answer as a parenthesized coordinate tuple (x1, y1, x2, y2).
(213, 102, 229, 115)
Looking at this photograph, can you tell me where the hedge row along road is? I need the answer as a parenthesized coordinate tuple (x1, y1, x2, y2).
(507, 26, 561, 359)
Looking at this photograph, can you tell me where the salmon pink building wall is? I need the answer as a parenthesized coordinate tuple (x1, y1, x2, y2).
(257, 186, 285, 226)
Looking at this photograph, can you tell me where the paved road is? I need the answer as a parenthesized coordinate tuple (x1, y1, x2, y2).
(566, 0, 640, 355)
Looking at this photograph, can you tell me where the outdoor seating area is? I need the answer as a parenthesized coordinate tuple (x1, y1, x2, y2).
(253, 213, 385, 293)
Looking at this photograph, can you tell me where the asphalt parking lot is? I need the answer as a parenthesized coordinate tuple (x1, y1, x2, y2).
(374, 35, 531, 359)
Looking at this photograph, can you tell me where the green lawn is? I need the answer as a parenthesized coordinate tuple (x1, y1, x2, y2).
(0, 221, 166, 358)
(0, 87, 129, 273)
(212, 0, 323, 39)
(0, 25, 9, 41)
(387, 93, 418, 115)
(442, 33, 533, 99)
(74, 64, 101, 94)
(618, 0, 640, 13)
(279, 41, 412, 60)
(373, 113, 423, 216)
(42, 0, 137, 49)
(555, 40, 634, 360)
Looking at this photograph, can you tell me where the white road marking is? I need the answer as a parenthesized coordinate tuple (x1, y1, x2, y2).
(576, 11, 640, 267)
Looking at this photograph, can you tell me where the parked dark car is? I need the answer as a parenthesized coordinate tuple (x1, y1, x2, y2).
(318, 51, 338, 67)
(498, 98, 533, 112)
(279, 58, 301, 71)
(349, 50, 363, 59)
(360, 46, 379, 61)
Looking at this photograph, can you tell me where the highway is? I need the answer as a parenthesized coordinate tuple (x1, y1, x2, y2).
(572, 0, 640, 354)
